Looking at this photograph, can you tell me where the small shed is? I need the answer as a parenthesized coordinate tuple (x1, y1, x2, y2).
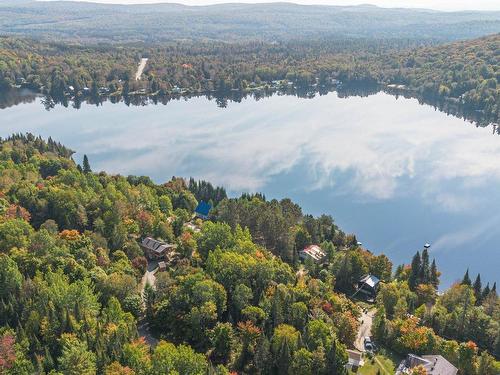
(194, 201, 212, 220)
(357, 274, 380, 298)
(346, 349, 364, 371)
(157, 261, 167, 272)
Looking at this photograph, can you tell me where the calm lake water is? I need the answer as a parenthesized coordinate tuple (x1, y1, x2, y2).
(2, 91, 499, 288)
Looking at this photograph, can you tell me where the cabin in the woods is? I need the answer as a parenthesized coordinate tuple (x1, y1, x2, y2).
(396, 354, 458, 375)
(299, 245, 326, 263)
(357, 274, 380, 298)
(194, 201, 212, 220)
(140, 237, 177, 261)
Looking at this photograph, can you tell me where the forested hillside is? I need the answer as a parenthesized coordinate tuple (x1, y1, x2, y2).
(384, 34, 500, 121)
(1, 34, 499, 122)
(0, 1, 499, 43)
(0, 134, 498, 375)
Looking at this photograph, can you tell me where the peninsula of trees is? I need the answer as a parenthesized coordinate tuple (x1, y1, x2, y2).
(0, 134, 498, 375)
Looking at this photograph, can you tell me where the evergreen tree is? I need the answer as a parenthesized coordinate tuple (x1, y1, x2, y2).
(472, 274, 482, 304)
(276, 341, 292, 375)
(430, 259, 439, 288)
(409, 251, 421, 289)
(82, 154, 91, 174)
(461, 269, 471, 286)
(254, 335, 272, 375)
(481, 283, 490, 301)
(324, 339, 347, 375)
(420, 248, 430, 283)
(494, 328, 500, 358)
(491, 282, 497, 297)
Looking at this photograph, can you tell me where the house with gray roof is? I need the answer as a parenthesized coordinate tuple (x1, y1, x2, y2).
(357, 274, 380, 298)
(140, 237, 177, 261)
(396, 354, 458, 375)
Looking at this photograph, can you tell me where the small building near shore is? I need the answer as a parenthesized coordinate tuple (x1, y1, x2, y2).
(346, 349, 364, 371)
(357, 274, 380, 298)
(194, 201, 212, 220)
(396, 354, 458, 375)
(299, 245, 326, 263)
(140, 237, 177, 260)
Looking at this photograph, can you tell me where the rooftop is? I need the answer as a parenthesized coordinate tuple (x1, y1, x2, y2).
(347, 349, 362, 362)
(300, 245, 326, 261)
(141, 237, 177, 254)
(396, 354, 458, 375)
(195, 200, 212, 217)
(359, 274, 380, 288)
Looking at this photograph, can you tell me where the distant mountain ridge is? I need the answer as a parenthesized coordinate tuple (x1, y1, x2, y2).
(0, 1, 499, 42)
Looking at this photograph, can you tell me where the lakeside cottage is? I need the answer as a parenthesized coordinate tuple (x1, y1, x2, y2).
(299, 244, 326, 263)
(194, 201, 212, 220)
(140, 237, 177, 261)
(357, 274, 380, 298)
(396, 354, 458, 375)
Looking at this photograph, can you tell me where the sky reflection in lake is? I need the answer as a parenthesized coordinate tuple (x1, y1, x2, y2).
(2, 92, 499, 287)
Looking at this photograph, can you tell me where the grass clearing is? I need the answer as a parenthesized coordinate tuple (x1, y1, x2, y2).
(349, 347, 402, 375)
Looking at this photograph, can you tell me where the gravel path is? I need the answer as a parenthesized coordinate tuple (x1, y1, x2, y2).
(135, 58, 148, 81)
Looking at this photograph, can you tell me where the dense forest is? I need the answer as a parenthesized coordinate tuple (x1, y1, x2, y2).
(1, 1, 499, 43)
(0, 134, 498, 375)
(0, 34, 499, 123)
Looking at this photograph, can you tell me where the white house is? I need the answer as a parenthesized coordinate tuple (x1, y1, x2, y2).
(346, 349, 364, 371)
(299, 245, 326, 263)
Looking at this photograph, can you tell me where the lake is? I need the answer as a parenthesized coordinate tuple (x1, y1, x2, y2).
(1, 90, 499, 288)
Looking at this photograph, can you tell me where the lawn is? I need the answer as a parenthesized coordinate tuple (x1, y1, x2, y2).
(349, 347, 402, 375)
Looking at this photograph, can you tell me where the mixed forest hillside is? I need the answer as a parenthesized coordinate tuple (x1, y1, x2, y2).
(0, 134, 498, 375)
(0, 33, 499, 122)
(0, 1, 499, 43)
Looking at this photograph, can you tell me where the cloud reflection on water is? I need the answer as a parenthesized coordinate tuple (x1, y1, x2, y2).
(71, 92, 500, 215)
(2, 91, 500, 286)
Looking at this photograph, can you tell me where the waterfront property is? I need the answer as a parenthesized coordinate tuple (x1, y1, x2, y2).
(4, 92, 500, 287)
(396, 354, 458, 375)
(140, 237, 177, 261)
(299, 244, 326, 263)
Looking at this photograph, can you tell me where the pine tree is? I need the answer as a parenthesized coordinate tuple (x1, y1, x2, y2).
(82, 154, 91, 174)
(461, 269, 471, 286)
(481, 283, 490, 301)
(420, 248, 430, 283)
(277, 340, 292, 375)
(409, 251, 421, 289)
(254, 335, 272, 374)
(430, 259, 439, 289)
(472, 274, 482, 304)
(491, 282, 497, 297)
(494, 327, 500, 358)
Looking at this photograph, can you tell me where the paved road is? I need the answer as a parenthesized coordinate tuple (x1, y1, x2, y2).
(355, 309, 375, 352)
(135, 58, 148, 81)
